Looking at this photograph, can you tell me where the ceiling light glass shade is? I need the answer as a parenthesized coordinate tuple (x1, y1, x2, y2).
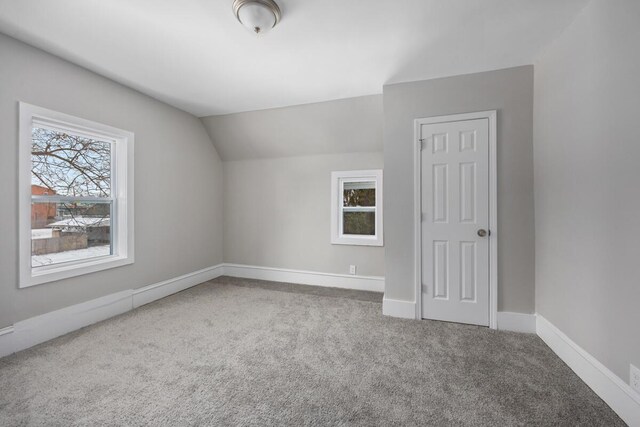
(233, 0, 281, 34)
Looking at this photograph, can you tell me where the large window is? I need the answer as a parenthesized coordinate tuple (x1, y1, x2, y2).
(19, 103, 134, 287)
(331, 170, 383, 246)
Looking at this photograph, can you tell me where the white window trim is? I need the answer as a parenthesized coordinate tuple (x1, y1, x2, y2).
(19, 102, 135, 288)
(331, 169, 383, 246)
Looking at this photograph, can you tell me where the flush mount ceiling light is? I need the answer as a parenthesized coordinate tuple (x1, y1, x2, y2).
(232, 0, 281, 35)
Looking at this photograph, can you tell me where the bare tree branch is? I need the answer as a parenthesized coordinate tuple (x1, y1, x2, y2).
(31, 128, 111, 197)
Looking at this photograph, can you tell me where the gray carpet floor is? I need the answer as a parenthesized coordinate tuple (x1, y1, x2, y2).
(0, 276, 623, 426)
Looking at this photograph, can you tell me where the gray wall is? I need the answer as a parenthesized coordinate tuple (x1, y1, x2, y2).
(534, 0, 640, 383)
(383, 66, 535, 313)
(0, 34, 224, 328)
(200, 95, 382, 161)
(205, 96, 386, 278)
(223, 153, 384, 277)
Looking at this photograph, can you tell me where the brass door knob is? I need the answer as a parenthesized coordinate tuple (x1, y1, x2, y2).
(477, 229, 488, 237)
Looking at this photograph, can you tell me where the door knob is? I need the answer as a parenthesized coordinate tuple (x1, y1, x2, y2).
(477, 229, 489, 237)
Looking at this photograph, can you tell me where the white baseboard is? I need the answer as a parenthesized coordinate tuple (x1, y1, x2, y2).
(382, 296, 416, 319)
(4, 264, 637, 424)
(0, 264, 225, 359)
(132, 264, 225, 308)
(536, 315, 640, 425)
(0, 289, 133, 359)
(0, 263, 385, 359)
(223, 263, 385, 293)
(497, 311, 536, 333)
(381, 306, 538, 331)
(14, 290, 133, 356)
(0, 326, 16, 359)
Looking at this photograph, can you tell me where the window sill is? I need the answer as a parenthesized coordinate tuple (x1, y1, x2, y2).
(331, 236, 384, 247)
(20, 254, 134, 288)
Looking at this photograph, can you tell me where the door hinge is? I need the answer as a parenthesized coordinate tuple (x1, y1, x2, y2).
(418, 138, 426, 150)
(421, 283, 429, 294)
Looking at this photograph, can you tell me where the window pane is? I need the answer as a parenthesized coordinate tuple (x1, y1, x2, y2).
(343, 211, 375, 235)
(343, 181, 375, 207)
(31, 126, 111, 197)
(31, 201, 112, 267)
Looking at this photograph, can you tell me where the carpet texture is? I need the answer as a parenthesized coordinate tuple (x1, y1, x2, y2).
(0, 276, 623, 426)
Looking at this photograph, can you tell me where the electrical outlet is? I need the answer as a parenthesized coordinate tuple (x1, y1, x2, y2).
(631, 364, 640, 394)
(349, 265, 357, 275)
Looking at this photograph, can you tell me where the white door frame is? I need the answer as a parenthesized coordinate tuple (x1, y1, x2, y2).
(413, 110, 498, 329)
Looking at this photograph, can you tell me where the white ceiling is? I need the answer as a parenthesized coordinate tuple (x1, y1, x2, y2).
(0, 0, 587, 117)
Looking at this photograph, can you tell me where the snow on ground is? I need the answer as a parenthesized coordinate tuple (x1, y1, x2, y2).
(48, 217, 110, 227)
(32, 245, 111, 267)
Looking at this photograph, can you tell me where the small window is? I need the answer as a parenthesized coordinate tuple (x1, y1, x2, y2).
(331, 170, 383, 246)
(19, 103, 134, 287)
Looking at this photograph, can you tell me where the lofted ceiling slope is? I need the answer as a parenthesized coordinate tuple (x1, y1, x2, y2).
(201, 94, 383, 160)
(0, 0, 588, 117)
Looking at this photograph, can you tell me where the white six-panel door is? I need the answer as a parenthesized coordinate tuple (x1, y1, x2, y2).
(420, 118, 490, 326)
